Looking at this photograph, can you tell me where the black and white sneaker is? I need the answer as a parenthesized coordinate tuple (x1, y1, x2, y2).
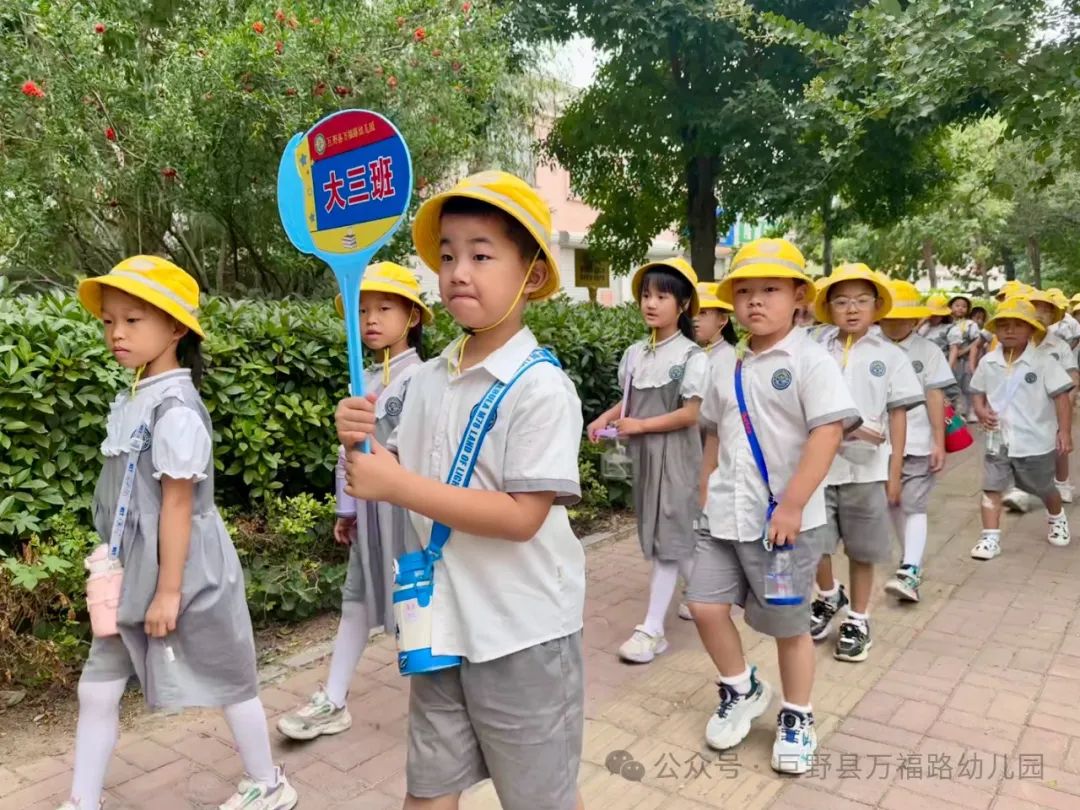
(771, 708, 818, 774)
(810, 584, 848, 641)
(834, 619, 872, 662)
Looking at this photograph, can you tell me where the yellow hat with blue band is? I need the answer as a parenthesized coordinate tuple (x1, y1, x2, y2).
(334, 262, 433, 324)
(880, 279, 932, 320)
(78, 255, 205, 338)
(986, 296, 1045, 334)
(715, 237, 814, 306)
(411, 170, 560, 301)
(1019, 288, 1064, 325)
(631, 257, 700, 316)
(812, 262, 893, 325)
(696, 281, 732, 311)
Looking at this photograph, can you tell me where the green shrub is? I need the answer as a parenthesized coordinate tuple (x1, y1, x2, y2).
(1, 290, 645, 545)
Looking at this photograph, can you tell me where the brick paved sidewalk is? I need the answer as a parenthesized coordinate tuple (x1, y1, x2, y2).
(4, 439, 1080, 809)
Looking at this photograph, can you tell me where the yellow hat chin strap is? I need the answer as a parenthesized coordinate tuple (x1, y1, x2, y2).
(452, 249, 540, 374)
(383, 306, 418, 387)
(130, 364, 146, 396)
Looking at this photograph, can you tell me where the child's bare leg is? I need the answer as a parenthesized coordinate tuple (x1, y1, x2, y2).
(982, 491, 1003, 529)
(776, 635, 814, 706)
(1044, 490, 1064, 515)
(689, 602, 746, 677)
(815, 555, 834, 591)
(405, 794, 460, 810)
(848, 560, 875, 615)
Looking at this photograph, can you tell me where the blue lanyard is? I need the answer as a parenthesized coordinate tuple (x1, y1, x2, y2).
(425, 347, 559, 565)
(733, 346, 777, 545)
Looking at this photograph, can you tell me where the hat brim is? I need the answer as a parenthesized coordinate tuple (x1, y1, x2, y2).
(698, 300, 733, 312)
(334, 285, 434, 324)
(813, 274, 893, 325)
(986, 314, 1045, 334)
(715, 266, 817, 310)
(880, 304, 932, 321)
(78, 275, 205, 338)
(632, 261, 701, 316)
(412, 190, 560, 301)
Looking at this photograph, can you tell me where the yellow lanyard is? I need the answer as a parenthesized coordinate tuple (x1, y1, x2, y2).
(382, 306, 417, 387)
(130, 364, 146, 396)
(841, 333, 854, 369)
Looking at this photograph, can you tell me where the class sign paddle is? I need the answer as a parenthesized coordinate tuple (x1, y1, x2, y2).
(277, 109, 412, 447)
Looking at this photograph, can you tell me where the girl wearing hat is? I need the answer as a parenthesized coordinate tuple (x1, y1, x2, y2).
(588, 258, 709, 664)
(693, 281, 737, 359)
(945, 293, 981, 421)
(278, 263, 431, 742)
(66, 257, 297, 810)
(917, 293, 952, 354)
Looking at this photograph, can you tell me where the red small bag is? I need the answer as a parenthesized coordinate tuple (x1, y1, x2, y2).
(944, 404, 974, 453)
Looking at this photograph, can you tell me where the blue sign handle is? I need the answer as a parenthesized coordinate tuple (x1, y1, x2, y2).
(334, 259, 374, 454)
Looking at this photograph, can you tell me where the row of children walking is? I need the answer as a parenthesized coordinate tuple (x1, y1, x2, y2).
(60, 164, 1077, 810)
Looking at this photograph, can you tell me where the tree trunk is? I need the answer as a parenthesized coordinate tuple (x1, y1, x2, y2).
(821, 196, 834, 276)
(1001, 246, 1016, 281)
(1027, 235, 1041, 288)
(686, 155, 718, 281)
(921, 237, 937, 288)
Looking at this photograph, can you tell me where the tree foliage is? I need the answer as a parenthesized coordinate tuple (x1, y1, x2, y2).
(0, 0, 530, 294)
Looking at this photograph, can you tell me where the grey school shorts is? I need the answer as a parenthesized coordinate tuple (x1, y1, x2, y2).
(822, 483, 892, 564)
(686, 518, 826, 639)
(983, 451, 1056, 499)
(900, 455, 934, 515)
(406, 632, 584, 810)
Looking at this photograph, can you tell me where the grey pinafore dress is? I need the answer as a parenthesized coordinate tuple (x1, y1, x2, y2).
(619, 333, 708, 562)
(81, 369, 257, 710)
(948, 319, 981, 415)
(336, 348, 422, 629)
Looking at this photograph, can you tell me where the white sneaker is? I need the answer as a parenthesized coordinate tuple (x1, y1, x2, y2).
(705, 668, 772, 750)
(1003, 488, 1036, 513)
(617, 626, 668, 663)
(56, 802, 102, 810)
(1049, 517, 1071, 547)
(971, 534, 1001, 560)
(677, 602, 693, 620)
(1056, 481, 1074, 503)
(219, 772, 298, 810)
(277, 688, 352, 740)
(771, 708, 818, 774)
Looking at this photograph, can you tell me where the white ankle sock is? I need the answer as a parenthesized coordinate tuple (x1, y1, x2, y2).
(1048, 510, 1067, 523)
(642, 559, 681, 637)
(718, 666, 752, 695)
(847, 610, 869, 624)
(324, 601, 371, 708)
(70, 677, 127, 807)
(818, 580, 840, 599)
(782, 700, 812, 715)
(223, 698, 278, 787)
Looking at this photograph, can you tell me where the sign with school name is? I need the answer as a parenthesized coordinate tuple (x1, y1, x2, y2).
(575, 249, 610, 289)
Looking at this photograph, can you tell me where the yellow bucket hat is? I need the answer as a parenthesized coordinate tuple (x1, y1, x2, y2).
(1020, 289, 1064, 325)
(995, 280, 1031, 301)
(715, 238, 815, 306)
(1047, 288, 1069, 310)
(812, 262, 893, 324)
(411, 170, 559, 301)
(78, 255, 204, 338)
(631, 257, 700, 316)
(986, 297, 1045, 334)
(880, 279, 931, 320)
(334, 262, 433, 324)
(696, 281, 732, 311)
(924, 292, 950, 316)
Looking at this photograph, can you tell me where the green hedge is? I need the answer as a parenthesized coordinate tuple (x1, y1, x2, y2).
(0, 290, 644, 544)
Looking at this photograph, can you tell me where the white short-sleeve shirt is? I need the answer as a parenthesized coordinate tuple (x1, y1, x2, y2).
(392, 327, 586, 663)
(1050, 313, 1080, 344)
(1038, 333, 1080, 374)
(822, 330, 926, 484)
(618, 332, 708, 401)
(918, 322, 952, 354)
(970, 344, 1074, 457)
(947, 319, 982, 352)
(700, 327, 860, 542)
(894, 333, 956, 457)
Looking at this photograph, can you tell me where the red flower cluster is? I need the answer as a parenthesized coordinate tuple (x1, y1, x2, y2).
(252, 21, 265, 34)
(105, 127, 116, 141)
(387, 75, 398, 89)
(414, 27, 426, 42)
(94, 22, 106, 34)
(274, 9, 285, 22)
(334, 85, 350, 97)
(161, 167, 177, 179)
(21, 80, 45, 98)
(463, 2, 472, 13)
(275, 40, 284, 54)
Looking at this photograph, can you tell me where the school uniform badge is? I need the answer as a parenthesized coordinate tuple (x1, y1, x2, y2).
(771, 369, 792, 390)
(1025, 372, 1037, 383)
(669, 364, 685, 381)
(870, 360, 887, 377)
(912, 360, 924, 373)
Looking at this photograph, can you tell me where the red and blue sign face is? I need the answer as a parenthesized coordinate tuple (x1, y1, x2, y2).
(278, 109, 412, 258)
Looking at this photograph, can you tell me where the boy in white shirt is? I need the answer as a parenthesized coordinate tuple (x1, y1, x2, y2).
(335, 171, 586, 810)
(877, 280, 956, 603)
(688, 238, 859, 775)
(808, 265, 924, 663)
(970, 297, 1073, 559)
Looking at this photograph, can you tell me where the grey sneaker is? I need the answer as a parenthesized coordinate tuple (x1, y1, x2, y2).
(219, 772, 298, 810)
(884, 564, 921, 602)
(705, 667, 773, 750)
(277, 688, 352, 741)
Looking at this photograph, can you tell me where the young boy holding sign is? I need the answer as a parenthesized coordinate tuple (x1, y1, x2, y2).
(336, 171, 585, 810)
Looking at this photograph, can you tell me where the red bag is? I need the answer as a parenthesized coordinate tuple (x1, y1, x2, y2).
(944, 404, 974, 453)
